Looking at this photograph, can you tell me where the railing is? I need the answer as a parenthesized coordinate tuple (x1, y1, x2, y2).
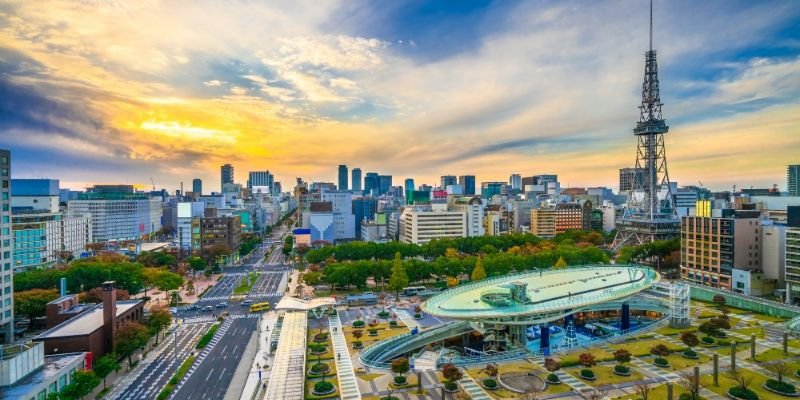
(359, 321, 472, 368)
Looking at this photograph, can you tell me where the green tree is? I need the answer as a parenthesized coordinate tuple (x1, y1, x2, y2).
(115, 321, 150, 369)
(154, 270, 183, 302)
(303, 271, 322, 286)
(146, 305, 172, 344)
(471, 256, 487, 281)
(188, 256, 206, 277)
(14, 288, 59, 325)
(93, 353, 121, 389)
(60, 370, 100, 400)
(388, 252, 409, 300)
(553, 256, 568, 269)
(391, 357, 410, 381)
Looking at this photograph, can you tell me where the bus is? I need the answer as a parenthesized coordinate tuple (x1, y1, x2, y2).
(249, 302, 271, 313)
(403, 286, 426, 296)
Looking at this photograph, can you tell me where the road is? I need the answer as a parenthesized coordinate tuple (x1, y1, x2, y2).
(111, 223, 292, 400)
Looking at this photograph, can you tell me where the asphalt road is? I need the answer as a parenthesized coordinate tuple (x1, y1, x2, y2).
(114, 322, 212, 400)
(171, 318, 258, 400)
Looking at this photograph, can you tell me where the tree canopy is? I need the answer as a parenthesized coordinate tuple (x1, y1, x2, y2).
(14, 288, 59, 324)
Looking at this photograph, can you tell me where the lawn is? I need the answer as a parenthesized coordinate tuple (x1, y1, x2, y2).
(233, 272, 260, 295)
(305, 376, 340, 400)
(751, 313, 789, 323)
(342, 321, 407, 349)
(611, 383, 708, 400)
(655, 325, 697, 336)
(733, 326, 765, 339)
(564, 365, 643, 387)
(755, 347, 798, 362)
(609, 339, 685, 357)
(699, 368, 776, 400)
(559, 348, 615, 365)
(658, 352, 711, 371)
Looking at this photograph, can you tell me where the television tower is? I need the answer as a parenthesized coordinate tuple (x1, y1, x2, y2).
(613, 0, 679, 250)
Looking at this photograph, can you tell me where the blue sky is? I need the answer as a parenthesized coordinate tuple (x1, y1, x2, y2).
(0, 0, 798, 192)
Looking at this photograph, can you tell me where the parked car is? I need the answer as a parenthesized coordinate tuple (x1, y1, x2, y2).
(203, 306, 214, 312)
(169, 307, 178, 314)
(187, 304, 200, 311)
(216, 302, 228, 308)
(242, 300, 253, 306)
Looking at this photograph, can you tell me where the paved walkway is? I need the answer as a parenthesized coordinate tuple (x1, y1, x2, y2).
(393, 307, 423, 331)
(239, 312, 278, 400)
(330, 315, 362, 400)
(459, 370, 492, 400)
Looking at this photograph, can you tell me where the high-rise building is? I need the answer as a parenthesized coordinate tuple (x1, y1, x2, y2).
(192, 178, 202, 196)
(353, 197, 378, 239)
(338, 165, 348, 191)
(378, 175, 392, 196)
(786, 207, 800, 303)
(530, 201, 592, 238)
(449, 196, 485, 237)
(364, 172, 379, 196)
(309, 201, 334, 244)
(321, 191, 355, 240)
(247, 171, 274, 193)
(220, 164, 234, 190)
(441, 175, 457, 188)
(0, 150, 12, 341)
(481, 182, 505, 199)
(459, 175, 476, 195)
(68, 185, 162, 242)
(200, 215, 242, 261)
(404, 178, 415, 205)
(789, 165, 800, 196)
(613, 3, 679, 249)
(618, 168, 645, 192)
(509, 174, 522, 191)
(680, 210, 761, 290)
(351, 168, 362, 193)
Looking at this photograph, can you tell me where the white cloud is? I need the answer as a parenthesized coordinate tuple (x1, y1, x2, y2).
(230, 86, 248, 95)
(203, 80, 223, 86)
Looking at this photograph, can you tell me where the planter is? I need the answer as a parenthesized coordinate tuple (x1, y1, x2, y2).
(352, 342, 364, 349)
(579, 370, 596, 381)
(311, 382, 337, 396)
(310, 348, 328, 356)
(368, 331, 379, 337)
(727, 388, 759, 400)
(682, 350, 700, 360)
(613, 366, 631, 376)
(352, 321, 366, 328)
(308, 363, 331, 376)
(653, 358, 670, 368)
(394, 376, 407, 385)
(389, 321, 398, 328)
(545, 374, 561, 384)
(444, 382, 459, 393)
(378, 311, 391, 319)
(482, 379, 498, 390)
(763, 380, 799, 397)
(414, 313, 422, 320)
(313, 334, 329, 343)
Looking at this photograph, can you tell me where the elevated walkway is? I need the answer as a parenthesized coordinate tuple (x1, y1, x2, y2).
(264, 312, 307, 400)
(329, 315, 361, 400)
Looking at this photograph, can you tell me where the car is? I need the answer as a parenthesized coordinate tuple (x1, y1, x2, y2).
(216, 302, 228, 308)
(242, 300, 253, 306)
(169, 307, 178, 314)
(203, 306, 214, 312)
(187, 304, 200, 311)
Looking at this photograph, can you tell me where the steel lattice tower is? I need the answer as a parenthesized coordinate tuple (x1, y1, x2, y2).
(613, 0, 679, 250)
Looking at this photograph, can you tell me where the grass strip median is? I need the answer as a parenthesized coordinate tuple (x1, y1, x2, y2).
(196, 323, 220, 349)
(156, 354, 196, 400)
(233, 272, 260, 295)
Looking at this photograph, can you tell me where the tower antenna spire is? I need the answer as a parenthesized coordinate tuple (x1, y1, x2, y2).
(649, 0, 653, 52)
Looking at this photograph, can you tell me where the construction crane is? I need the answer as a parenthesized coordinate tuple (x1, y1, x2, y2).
(150, 177, 155, 191)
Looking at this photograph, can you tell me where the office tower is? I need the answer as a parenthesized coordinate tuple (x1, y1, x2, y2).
(220, 163, 234, 190)
(321, 191, 355, 240)
(309, 201, 334, 243)
(509, 174, 522, 191)
(450, 196, 485, 236)
(364, 172, 379, 196)
(68, 185, 162, 242)
(338, 164, 348, 191)
(681, 210, 761, 290)
(192, 178, 202, 195)
(351, 168, 362, 193)
(404, 178, 415, 205)
(353, 197, 378, 239)
(786, 207, 800, 302)
(0, 150, 11, 342)
(459, 175, 476, 195)
(441, 175, 457, 188)
(619, 167, 645, 192)
(247, 170, 274, 194)
(789, 165, 800, 196)
(530, 201, 592, 238)
(200, 215, 242, 258)
(378, 175, 392, 196)
(613, 2, 679, 249)
(481, 182, 505, 199)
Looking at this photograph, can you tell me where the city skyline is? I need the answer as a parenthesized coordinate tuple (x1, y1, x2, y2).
(1, 1, 799, 191)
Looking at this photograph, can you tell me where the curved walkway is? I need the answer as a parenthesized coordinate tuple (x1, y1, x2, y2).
(459, 370, 492, 400)
(330, 315, 362, 400)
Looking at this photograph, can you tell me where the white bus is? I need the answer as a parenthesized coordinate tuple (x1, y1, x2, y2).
(403, 286, 426, 296)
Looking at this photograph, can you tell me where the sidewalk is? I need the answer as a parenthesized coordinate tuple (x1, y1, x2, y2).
(131, 272, 223, 309)
(239, 312, 279, 400)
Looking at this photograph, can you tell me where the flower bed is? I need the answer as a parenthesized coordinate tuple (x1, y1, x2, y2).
(546, 373, 560, 384)
(613, 365, 631, 376)
(312, 381, 336, 396)
(764, 379, 799, 397)
(580, 369, 596, 381)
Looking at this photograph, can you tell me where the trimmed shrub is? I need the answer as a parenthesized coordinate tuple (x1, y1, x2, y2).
(614, 365, 630, 374)
(580, 369, 595, 379)
(313, 333, 329, 342)
(394, 376, 407, 385)
(444, 381, 458, 391)
(483, 379, 498, 389)
(765, 378, 796, 394)
(701, 336, 715, 345)
(728, 386, 759, 400)
(546, 373, 560, 383)
(682, 349, 698, 359)
(352, 320, 365, 328)
(311, 363, 329, 374)
(309, 344, 327, 354)
(378, 311, 390, 318)
(368, 328, 378, 336)
(313, 381, 335, 394)
(654, 357, 669, 367)
(414, 313, 422, 319)
(389, 320, 398, 328)
(679, 394, 693, 400)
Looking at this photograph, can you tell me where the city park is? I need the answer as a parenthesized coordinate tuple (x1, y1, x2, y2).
(277, 235, 800, 400)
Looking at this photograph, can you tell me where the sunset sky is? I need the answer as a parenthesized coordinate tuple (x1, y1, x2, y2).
(1, 0, 799, 192)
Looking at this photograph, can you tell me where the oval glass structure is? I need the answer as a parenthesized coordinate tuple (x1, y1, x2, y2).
(422, 265, 660, 320)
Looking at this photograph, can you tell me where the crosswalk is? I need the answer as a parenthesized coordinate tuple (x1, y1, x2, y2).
(182, 313, 262, 324)
(196, 295, 230, 302)
(247, 291, 284, 297)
